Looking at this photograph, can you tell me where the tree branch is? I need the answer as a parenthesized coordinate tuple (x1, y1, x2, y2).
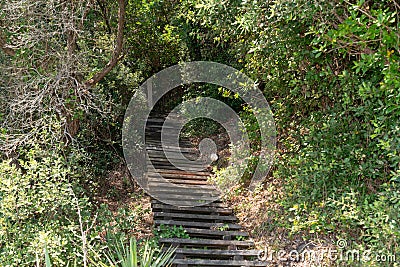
(96, 0, 112, 34)
(0, 31, 15, 56)
(344, 0, 400, 39)
(84, 0, 125, 88)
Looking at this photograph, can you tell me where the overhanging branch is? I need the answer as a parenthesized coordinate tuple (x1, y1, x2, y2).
(84, 0, 125, 88)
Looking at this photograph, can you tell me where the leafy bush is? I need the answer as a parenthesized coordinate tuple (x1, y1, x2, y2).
(0, 144, 93, 266)
(153, 225, 190, 240)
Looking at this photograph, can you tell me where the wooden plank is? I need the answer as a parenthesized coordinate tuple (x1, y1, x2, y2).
(148, 182, 216, 190)
(147, 159, 201, 165)
(150, 192, 220, 201)
(148, 174, 210, 181)
(148, 176, 209, 183)
(149, 178, 210, 185)
(149, 186, 220, 197)
(149, 187, 219, 195)
(145, 140, 194, 146)
(145, 124, 178, 129)
(150, 166, 208, 172)
(149, 166, 208, 173)
(172, 259, 266, 266)
(150, 191, 219, 200)
(148, 155, 199, 161)
(147, 158, 206, 165)
(151, 199, 228, 209)
(176, 228, 248, 238)
(150, 169, 210, 176)
(173, 249, 259, 257)
(146, 143, 194, 149)
(151, 193, 218, 202)
(159, 238, 254, 247)
(151, 200, 219, 207)
(148, 161, 208, 170)
(154, 212, 237, 222)
(146, 146, 197, 153)
(148, 175, 209, 182)
(154, 220, 242, 230)
(148, 155, 199, 162)
(151, 203, 232, 215)
(147, 172, 211, 179)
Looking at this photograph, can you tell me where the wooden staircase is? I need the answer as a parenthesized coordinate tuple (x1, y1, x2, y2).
(146, 114, 265, 266)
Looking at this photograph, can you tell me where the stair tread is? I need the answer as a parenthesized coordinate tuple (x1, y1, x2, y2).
(172, 259, 266, 266)
(160, 238, 254, 246)
(152, 203, 232, 214)
(174, 248, 259, 256)
(147, 115, 260, 267)
(154, 212, 237, 221)
(155, 220, 242, 230)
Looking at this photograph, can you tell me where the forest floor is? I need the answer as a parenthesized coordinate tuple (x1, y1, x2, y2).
(95, 163, 154, 240)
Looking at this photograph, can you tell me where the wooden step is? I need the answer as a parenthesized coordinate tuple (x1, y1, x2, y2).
(159, 238, 254, 249)
(151, 195, 218, 203)
(148, 164, 208, 172)
(149, 153, 198, 160)
(151, 200, 218, 207)
(148, 174, 210, 181)
(154, 220, 242, 230)
(148, 175, 210, 182)
(146, 146, 197, 153)
(149, 187, 219, 195)
(148, 172, 211, 180)
(175, 228, 248, 239)
(172, 259, 266, 266)
(151, 203, 232, 215)
(147, 158, 206, 165)
(151, 199, 228, 209)
(148, 182, 216, 191)
(149, 179, 210, 186)
(148, 171, 211, 177)
(148, 115, 261, 267)
(173, 248, 259, 257)
(149, 165, 208, 172)
(151, 193, 217, 201)
(147, 161, 207, 169)
(154, 212, 237, 222)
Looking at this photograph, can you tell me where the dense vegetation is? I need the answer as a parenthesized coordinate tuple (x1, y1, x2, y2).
(1, 0, 399, 266)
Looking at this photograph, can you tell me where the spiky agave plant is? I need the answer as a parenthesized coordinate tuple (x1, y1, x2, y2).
(93, 237, 176, 267)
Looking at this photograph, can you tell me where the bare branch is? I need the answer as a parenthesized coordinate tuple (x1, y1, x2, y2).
(84, 0, 125, 88)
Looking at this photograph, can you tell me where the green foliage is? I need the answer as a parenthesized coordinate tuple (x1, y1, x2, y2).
(40, 236, 175, 267)
(92, 236, 176, 267)
(1, 0, 399, 266)
(95, 204, 143, 241)
(124, 0, 188, 76)
(153, 225, 190, 240)
(235, 235, 246, 241)
(180, 117, 222, 139)
(44, 246, 52, 267)
(0, 144, 91, 266)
